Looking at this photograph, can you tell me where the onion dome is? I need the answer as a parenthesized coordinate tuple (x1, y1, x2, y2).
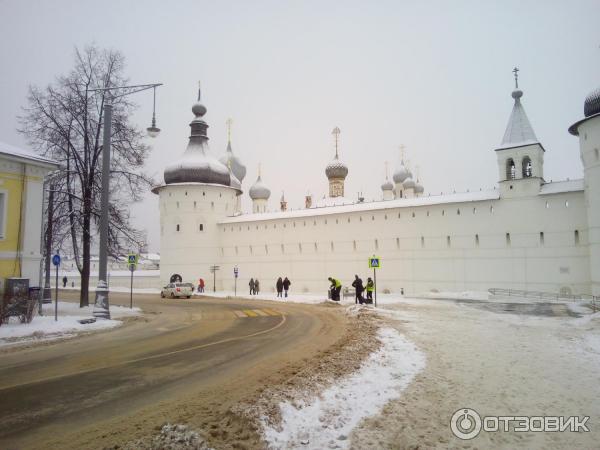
(219, 119, 247, 182)
(164, 85, 231, 186)
(584, 87, 600, 118)
(393, 162, 409, 184)
(381, 179, 394, 191)
(249, 174, 271, 200)
(228, 163, 242, 192)
(325, 155, 348, 179)
(414, 180, 424, 194)
(326, 126, 348, 179)
(403, 176, 415, 189)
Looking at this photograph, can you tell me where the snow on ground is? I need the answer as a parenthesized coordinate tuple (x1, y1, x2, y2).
(261, 327, 426, 450)
(0, 301, 141, 347)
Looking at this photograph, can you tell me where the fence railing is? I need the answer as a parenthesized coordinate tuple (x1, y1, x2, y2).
(488, 288, 598, 311)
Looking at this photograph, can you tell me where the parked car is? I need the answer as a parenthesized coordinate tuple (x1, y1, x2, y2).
(161, 282, 193, 299)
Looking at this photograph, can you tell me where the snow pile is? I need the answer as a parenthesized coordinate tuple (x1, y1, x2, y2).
(261, 327, 425, 449)
(0, 301, 141, 346)
(123, 423, 213, 450)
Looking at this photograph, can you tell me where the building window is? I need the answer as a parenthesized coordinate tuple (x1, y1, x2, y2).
(235, 246, 239, 255)
(347, 217, 351, 223)
(397, 212, 401, 219)
(396, 237, 400, 249)
(375, 239, 379, 250)
(330, 241, 334, 251)
(360, 216, 363, 222)
(565, 200, 569, 208)
(211, 201, 214, 210)
(249, 245, 253, 254)
(353, 240, 357, 251)
(490, 205, 494, 214)
(372, 215, 375, 221)
(473, 207, 476, 214)
(426, 211, 430, 217)
(281, 244, 284, 253)
(545, 201, 549, 209)
(203, 191, 205, 196)
(283, 223, 286, 228)
(324, 220, 327, 225)
(506, 158, 516, 180)
(457, 209, 460, 215)
(299, 243, 302, 253)
(199, 224, 204, 231)
(176, 224, 180, 232)
(0, 192, 5, 239)
(176, 201, 179, 208)
(265, 244, 269, 254)
(575, 230, 580, 245)
(194, 201, 197, 208)
(506, 233, 511, 246)
(446, 236, 451, 247)
(442, 210, 445, 216)
(412, 212, 415, 218)
(595, 148, 599, 161)
(522, 156, 532, 177)
(185, 191, 188, 196)
(475, 234, 479, 247)
(335, 219, 338, 224)
(384, 214, 388, 220)
(540, 232, 544, 246)
(314, 242, 318, 251)
(421, 236, 425, 248)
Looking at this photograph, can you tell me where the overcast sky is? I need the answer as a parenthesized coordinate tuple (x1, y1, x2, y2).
(1, 0, 599, 252)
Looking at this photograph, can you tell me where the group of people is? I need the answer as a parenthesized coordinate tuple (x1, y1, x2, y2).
(276, 277, 291, 298)
(197, 278, 205, 293)
(249, 278, 261, 295)
(327, 275, 374, 303)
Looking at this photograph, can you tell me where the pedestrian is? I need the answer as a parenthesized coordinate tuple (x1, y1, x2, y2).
(62, 276, 67, 288)
(351, 274, 364, 304)
(283, 277, 291, 298)
(366, 277, 374, 303)
(327, 277, 342, 301)
(255, 278, 260, 295)
(198, 278, 205, 293)
(276, 277, 284, 298)
(249, 277, 255, 295)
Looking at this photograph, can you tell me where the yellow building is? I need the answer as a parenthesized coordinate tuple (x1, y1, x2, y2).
(0, 141, 58, 294)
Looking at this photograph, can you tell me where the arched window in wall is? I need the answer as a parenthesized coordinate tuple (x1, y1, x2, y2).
(506, 158, 516, 180)
(522, 156, 532, 178)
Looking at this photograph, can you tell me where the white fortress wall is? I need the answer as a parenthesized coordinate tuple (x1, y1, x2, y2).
(212, 185, 589, 295)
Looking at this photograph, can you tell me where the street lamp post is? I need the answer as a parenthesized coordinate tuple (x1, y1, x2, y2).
(90, 82, 162, 319)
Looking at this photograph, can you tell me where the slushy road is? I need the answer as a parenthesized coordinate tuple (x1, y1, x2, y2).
(0, 291, 346, 449)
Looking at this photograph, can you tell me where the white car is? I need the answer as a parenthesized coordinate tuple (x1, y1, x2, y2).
(161, 282, 193, 299)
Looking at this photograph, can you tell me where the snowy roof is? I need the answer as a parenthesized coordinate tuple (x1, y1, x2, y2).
(497, 89, 540, 150)
(0, 141, 59, 168)
(539, 179, 584, 195)
(219, 189, 500, 224)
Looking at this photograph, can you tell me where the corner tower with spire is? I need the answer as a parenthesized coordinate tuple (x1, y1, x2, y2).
(495, 67, 545, 198)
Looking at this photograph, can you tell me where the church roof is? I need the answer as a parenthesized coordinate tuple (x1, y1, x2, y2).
(497, 88, 539, 150)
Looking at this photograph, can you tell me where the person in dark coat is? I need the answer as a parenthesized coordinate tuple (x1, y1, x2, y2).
(276, 277, 284, 297)
(249, 278, 255, 295)
(351, 275, 364, 304)
(282, 277, 291, 297)
(255, 279, 260, 295)
(62, 276, 68, 288)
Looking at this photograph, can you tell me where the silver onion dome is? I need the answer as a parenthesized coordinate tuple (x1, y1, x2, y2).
(164, 87, 231, 186)
(584, 86, 600, 118)
(219, 141, 247, 183)
(393, 162, 409, 184)
(381, 179, 394, 191)
(249, 175, 271, 200)
(325, 155, 348, 179)
(414, 181, 424, 194)
(229, 168, 242, 192)
(403, 176, 415, 189)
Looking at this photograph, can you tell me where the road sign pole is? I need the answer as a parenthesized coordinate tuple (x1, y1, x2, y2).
(373, 267, 377, 308)
(130, 267, 134, 309)
(234, 277, 237, 297)
(55, 263, 58, 321)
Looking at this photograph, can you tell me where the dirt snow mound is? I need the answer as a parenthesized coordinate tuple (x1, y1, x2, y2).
(121, 423, 213, 450)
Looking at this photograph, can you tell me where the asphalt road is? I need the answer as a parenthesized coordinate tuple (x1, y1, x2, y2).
(0, 291, 345, 449)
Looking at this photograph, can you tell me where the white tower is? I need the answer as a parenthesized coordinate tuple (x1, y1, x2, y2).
(152, 84, 239, 287)
(569, 85, 600, 296)
(495, 68, 545, 198)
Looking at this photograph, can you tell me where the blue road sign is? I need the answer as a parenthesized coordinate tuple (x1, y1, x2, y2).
(52, 254, 61, 266)
(369, 257, 380, 268)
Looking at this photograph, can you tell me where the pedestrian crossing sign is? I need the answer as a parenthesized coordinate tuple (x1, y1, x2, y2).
(128, 254, 138, 270)
(369, 256, 380, 268)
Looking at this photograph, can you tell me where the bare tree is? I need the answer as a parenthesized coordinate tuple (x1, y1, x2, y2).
(19, 45, 153, 307)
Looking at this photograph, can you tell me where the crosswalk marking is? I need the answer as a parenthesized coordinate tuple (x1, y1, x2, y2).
(232, 309, 281, 318)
